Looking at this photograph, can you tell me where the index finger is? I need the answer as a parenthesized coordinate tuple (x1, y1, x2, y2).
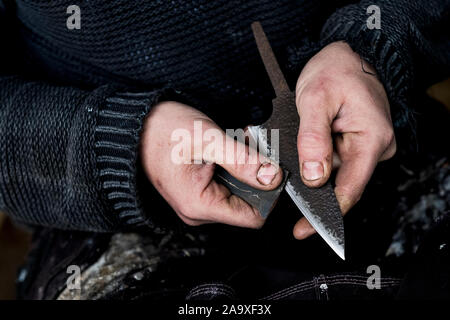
(198, 178, 266, 229)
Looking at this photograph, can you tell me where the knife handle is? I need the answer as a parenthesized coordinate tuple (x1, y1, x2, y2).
(214, 166, 288, 219)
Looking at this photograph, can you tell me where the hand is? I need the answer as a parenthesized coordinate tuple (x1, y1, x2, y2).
(140, 101, 283, 228)
(293, 41, 396, 239)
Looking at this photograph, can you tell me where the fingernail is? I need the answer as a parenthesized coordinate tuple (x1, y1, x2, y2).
(257, 163, 278, 185)
(302, 161, 323, 181)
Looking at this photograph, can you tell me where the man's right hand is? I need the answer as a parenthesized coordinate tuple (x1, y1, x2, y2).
(140, 101, 283, 228)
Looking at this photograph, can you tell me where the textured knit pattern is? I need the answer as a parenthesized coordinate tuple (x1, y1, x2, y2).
(0, 0, 449, 232)
(321, 0, 450, 129)
(95, 89, 176, 228)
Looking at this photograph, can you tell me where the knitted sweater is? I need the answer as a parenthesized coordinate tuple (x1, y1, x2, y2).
(0, 0, 449, 232)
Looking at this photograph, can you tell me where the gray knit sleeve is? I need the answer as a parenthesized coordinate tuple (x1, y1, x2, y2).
(0, 74, 176, 232)
(0, 2, 185, 232)
(320, 0, 450, 129)
(93, 89, 179, 230)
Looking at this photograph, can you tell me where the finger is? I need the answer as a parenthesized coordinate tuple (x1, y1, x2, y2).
(332, 150, 342, 170)
(175, 211, 209, 227)
(292, 148, 376, 240)
(293, 133, 381, 240)
(296, 92, 335, 188)
(209, 130, 283, 190)
(333, 134, 379, 215)
(199, 178, 266, 228)
(293, 217, 316, 240)
(379, 135, 397, 161)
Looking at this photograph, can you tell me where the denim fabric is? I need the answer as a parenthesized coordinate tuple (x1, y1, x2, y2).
(185, 274, 402, 301)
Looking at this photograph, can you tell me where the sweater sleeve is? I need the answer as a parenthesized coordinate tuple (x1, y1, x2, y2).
(0, 75, 177, 232)
(320, 0, 450, 129)
(0, 4, 180, 232)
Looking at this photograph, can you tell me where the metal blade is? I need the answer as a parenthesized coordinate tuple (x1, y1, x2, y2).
(248, 125, 345, 260)
(285, 180, 345, 260)
(215, 166, 288, 219)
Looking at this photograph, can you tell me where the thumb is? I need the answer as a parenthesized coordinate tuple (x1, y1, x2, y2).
(193, 120, 283, 190)
(204, 127, 283, 190)
(221, 132, 283, 190)
(297, 96, 334, 188)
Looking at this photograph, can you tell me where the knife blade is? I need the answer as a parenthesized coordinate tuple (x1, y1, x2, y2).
(249, 21, 345, 260)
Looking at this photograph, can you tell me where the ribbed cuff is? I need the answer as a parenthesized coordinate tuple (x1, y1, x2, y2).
(94, 88, 176, 229)
(320, 14, 413, 130)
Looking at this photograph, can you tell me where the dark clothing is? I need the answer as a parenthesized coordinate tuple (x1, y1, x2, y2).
(0, 0, 449, 232)
(16, 107, 450, 299)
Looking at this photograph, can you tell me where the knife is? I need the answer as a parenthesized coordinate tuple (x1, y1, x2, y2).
(216, 21, 345, 260)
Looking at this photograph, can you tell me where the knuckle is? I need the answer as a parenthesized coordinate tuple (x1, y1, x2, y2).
(371, 125, 396, 159)
(298, 130, 325, 144)
(180, 204, 201, 220)
(250, 207, 266, 229)
(297, 130, 328, 154)
(390, 138, 397, 154)
(337, 185, 361, 203)
(249, 218, 265, 230)
(176, 210, 202, 226)
(363, 126, 393, 154)
(298, 87, 327, 109)
(365, 136, 382, 154)
(309, 76, 332, 95)
(381, 128, 395, 147)
(383, 138, 397, 160)
(183, 219, 202, 227)
(297, 77, 332, 107)
(354, 191, 363, 204)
